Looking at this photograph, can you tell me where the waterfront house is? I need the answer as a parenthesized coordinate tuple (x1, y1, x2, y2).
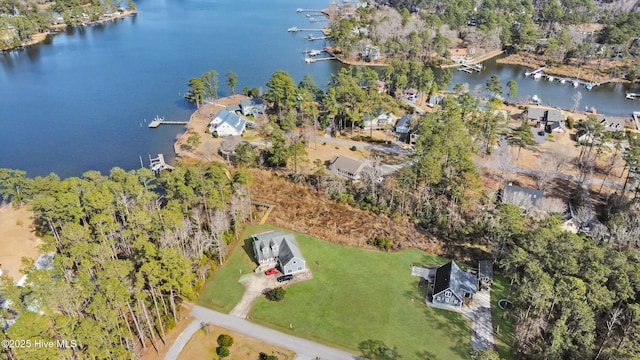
(239, 98, 266, 117)
(209, 109, 246, 137)
(522, 107, 565, 126)
(431, 261, 477, 308)
(546, 121, 566, 133)
(598, 115, 627, 132)
(252, 231, 306, 274)
(328, 155, 371, 181)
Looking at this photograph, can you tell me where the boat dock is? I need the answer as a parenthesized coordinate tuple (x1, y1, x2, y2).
(148, 116, 188, 128)
(627, 93, 639, 100)
(633, 112, 640, 130)
(296, 8, 322, 12)
(149, 154, 174, 173)
(525, 67, 546, 77)
(304, 56, 335, 63)
(302, 49, 324, 56)
(456, 63, 483, 73)
(306, 35, 327, 41)
(287, 27, 324, 32)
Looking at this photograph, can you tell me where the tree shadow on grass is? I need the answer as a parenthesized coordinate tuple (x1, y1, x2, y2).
(424, 306, 472, 359)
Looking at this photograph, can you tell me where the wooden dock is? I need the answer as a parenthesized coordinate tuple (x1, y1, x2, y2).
(304, 56, 335, 63)
(296, 8, 322, 12)
(149, 154, 174, 173)
(633, 112, 640, 130)
(456, 63, 483, 73)
(306, 35, 327, 41)
(148, 116, 188, 128)
(287, 27, 324, 32)
(525, 67, 546, 77)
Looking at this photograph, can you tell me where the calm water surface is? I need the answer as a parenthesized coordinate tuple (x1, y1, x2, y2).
(2, 2, 639, 178)
(0, 0, 340, 177)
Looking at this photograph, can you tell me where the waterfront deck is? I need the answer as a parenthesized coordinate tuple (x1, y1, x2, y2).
(148, 116, 188, 128)
(304, 56, 335, 63)
(456, 63, 483, 73)
(149, 154, 174, 173)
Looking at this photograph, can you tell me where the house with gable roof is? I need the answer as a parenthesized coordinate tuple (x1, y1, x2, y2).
(431, 261, 477, 308)
(239, 98, 266, 117)
(328, 155, 371, 181)
(252, 231, 306, 275)
(209, 109, 247, 137)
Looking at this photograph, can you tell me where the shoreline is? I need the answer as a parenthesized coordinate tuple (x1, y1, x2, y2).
(440, 49, 504, 68)
(1, 9, 136, 52)
(496, 53, 634, 85)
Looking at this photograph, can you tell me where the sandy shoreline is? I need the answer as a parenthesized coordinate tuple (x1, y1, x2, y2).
(1, 9, 136, 52)
(497, 53, 633, 85)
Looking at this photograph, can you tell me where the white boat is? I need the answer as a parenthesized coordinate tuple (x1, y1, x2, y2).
(533, 73, 542, 80)
(572, 81, 579, 87)
(585, 83, 593, 90)
(308, 49, 322, 56)
(304, 57, 315, 63)
(287, 27, 299, 32)
(626, 93, 637, 100)
(560, 79, 566, 84)
(547, 76, 554, 82)
(531, 95, 541, 104)
(296, 8, 303, 12)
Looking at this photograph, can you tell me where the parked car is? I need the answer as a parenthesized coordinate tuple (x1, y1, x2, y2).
(265, 268, 279, 275)
(277, 274, 293, 283)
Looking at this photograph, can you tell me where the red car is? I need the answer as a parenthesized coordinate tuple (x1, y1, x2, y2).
(265, 268, 279, 275)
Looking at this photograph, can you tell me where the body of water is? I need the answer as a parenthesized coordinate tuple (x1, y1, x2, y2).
(0, 0, 340, 178)
(2, 2, 640, 178)
(449, 56, 640, 116)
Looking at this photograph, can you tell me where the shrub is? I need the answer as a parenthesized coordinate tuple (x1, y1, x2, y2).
(566, 116, 574, 129)
(259, 353, 279, 360)
(216, 346, 230, 358)
(265, 287, 286, 302)
(350, 145, 357, 151)
(369, 237, 392, 251)
(217, 334, 234, 347)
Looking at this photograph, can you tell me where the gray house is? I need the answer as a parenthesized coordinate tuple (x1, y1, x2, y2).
(328, 156, 371, 181)
(394, 115, 412, 141)
(252, 231, 306, 274)
(432, 261, 477, 308)
(239, 98, 266, 117)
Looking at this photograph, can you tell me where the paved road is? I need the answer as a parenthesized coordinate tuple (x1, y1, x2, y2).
(164, 320, 201, 360)
(189, 305, 366, 360)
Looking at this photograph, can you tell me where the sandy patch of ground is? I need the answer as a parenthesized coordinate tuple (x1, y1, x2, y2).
(177, 324, 295, 360)
(0, 206, 41, 280)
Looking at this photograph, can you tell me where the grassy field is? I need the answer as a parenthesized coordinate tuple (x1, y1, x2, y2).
(490, 274, 516, 360)
(178, 325, 295, 360)
(199, 224, 515, 359)
(197, 231, 262, 312)
(245, 225, 470, 359)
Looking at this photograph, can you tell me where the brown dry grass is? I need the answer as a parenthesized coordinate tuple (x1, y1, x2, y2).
(248, 169, 444, 254)
(177, 325, 295, 360)
(497, 53, 631, 84)
(0, 206, 41, 280)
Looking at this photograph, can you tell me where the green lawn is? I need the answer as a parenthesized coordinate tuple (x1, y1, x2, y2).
(199, 224, 515, 359)
(247, 225, 469, 359)
(197, 227, 265, 312)
(490, 274, 516, 360)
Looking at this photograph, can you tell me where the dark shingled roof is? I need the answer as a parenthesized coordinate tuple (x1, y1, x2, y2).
(433, 261, 477, 298)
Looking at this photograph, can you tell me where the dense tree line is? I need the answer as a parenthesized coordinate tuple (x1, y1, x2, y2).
(0, 164, 251, 359)
(0, 0, 135, 49)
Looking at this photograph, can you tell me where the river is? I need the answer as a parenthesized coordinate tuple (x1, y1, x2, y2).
(448, 56, 640, 116)
(1, 2, 639, 178)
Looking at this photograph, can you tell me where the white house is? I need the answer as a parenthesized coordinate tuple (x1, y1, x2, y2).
(209, 109, 247, 137)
